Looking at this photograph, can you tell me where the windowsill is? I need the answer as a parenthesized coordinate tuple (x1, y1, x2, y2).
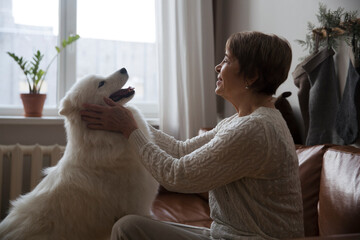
(0, 116, 64, 125)
(0, 116, 159, 126)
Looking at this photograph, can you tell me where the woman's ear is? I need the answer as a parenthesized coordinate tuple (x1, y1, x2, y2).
(246, 71, 259, 88)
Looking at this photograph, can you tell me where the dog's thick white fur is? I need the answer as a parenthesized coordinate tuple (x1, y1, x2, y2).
(0, 69, 159, 240)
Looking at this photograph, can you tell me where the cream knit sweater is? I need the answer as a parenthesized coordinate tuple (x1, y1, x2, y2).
(129, 107, 304, 239)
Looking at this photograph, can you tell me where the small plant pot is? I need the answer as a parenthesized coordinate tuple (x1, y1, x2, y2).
(20, 93, 47, 117)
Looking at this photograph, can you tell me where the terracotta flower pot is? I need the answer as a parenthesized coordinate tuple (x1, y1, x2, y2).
(20, 93, 47, 117)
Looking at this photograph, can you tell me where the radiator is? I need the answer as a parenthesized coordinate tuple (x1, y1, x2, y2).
(0, 144, 65, 220)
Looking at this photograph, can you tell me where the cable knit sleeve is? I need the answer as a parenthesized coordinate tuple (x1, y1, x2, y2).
(148, 125, 216, 157)
(130, 116, 271, 193)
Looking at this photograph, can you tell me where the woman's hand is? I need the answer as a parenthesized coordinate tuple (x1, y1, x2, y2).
(80, 97, 138, 139)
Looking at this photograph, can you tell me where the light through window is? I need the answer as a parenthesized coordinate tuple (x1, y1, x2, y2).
(76, 0, 158, 105)
(0, 0, 159, 118)
(0, 0, 59, 108)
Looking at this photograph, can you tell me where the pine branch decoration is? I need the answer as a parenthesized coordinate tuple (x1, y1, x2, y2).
(296, 3, 360, 66)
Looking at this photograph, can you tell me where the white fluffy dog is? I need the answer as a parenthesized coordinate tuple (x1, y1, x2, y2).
(0, 68, 159, 240)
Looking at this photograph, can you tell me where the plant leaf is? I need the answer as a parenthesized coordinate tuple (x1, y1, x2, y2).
(7, 34, 80, 93)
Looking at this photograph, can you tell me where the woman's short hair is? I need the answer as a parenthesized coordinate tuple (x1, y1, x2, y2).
(226, 31, 292, 95)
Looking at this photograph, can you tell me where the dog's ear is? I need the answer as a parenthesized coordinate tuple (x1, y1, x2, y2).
(58, 97, 74, 116)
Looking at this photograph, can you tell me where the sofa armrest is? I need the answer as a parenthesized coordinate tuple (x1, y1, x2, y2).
(289, 233, 360, 239)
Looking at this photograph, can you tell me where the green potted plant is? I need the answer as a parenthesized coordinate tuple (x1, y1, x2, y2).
(7, 34, 80, 117)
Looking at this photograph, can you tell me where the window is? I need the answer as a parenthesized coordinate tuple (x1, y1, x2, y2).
(0, 0, 59, 112)
(0, 0, 159, 119)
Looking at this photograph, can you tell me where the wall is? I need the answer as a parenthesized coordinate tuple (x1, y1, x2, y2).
(0, 118, 67, 145)
(2, 1, 360, 146)
(0, 117, 159, 146)
(214, 0, 360, 144)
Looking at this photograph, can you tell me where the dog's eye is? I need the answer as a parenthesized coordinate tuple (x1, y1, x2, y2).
(98, 81, 105, 88)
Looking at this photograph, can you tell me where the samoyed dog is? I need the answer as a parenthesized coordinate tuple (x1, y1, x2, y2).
(0, 68, 159, 240)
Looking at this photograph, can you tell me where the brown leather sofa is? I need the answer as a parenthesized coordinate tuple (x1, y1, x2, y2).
(151, 144, 360, 239)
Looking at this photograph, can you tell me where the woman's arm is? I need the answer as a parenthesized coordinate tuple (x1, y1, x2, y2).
(148, 125, 216, 158)
(81, 98, 227, 158)
(130, 118, 270, 193)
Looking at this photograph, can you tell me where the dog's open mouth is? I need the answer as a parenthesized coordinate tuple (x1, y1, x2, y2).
(109, 87, 135, 102)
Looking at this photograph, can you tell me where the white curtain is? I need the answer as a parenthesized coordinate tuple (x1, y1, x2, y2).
(155, 0, 217, 140)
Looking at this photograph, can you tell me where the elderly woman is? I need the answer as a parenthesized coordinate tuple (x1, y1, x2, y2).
(81, 31, 304, 240)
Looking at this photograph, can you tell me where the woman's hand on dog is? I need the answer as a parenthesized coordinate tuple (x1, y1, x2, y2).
(80, 97, 138, 139)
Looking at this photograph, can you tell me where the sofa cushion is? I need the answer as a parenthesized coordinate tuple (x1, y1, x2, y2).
(318, 146, 360, 236)
(151, 192, 212, 228)
(296, 144, 331, 236)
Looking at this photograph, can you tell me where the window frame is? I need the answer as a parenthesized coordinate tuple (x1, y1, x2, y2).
(1, 0, 159, 122)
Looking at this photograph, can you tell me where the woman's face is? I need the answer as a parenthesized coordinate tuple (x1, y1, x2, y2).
(214, 49, 245, 100)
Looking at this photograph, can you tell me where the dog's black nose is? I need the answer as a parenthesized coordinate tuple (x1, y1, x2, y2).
(120, 68, 127, 74)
